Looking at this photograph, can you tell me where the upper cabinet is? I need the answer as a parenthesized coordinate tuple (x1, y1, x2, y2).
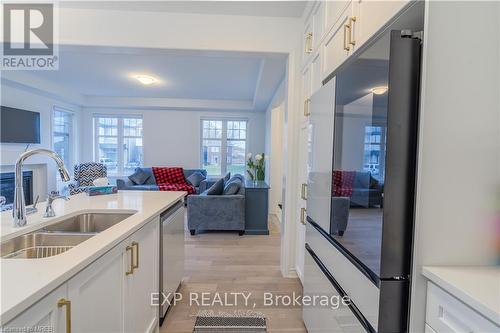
(301, 0, 411, 90)
(351, 0, 409, 49)
(322, 6, 352, 80)
(302, 2, 325, 64)
(311, 2, 325, 50)
(303, 18, 313, 62)
(324, 0, 352, 34)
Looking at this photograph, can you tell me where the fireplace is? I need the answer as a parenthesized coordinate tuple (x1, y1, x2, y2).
(0, 171, 33, 206)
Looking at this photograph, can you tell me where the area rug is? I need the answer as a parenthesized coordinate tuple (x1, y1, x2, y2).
(193, 315, 267, 332)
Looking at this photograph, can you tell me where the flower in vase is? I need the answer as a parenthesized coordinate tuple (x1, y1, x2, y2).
(255, 154, 263, 161)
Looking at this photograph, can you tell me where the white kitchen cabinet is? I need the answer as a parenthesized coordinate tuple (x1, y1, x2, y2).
(324, 0, 351, 35)
(68, 242, 125, 333)
(124, 218, 159, 333)
(321, 7, 351, 79)
(311, 2, 325, 50)
(351, 0, 409, 51)
(310, 51, 322, 94)
(3, 285, 67, 332)
(68, 219, 159, 333)
(425, 282, 500, 333)
(303, 17, 313, 64)
(4, 215, 163, 333)
(295, 119, 311, 282)
(301, 64, 312, 122)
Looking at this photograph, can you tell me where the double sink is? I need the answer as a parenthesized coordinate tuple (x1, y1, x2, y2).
(1, 212, 134, 259)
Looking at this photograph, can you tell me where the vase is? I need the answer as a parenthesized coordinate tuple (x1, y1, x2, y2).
(256, 169, 265, 181)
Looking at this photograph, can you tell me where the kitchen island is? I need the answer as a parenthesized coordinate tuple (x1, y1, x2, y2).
(0, 191, 185, 331)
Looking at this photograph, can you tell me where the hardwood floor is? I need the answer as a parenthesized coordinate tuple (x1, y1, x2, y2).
(160, 214, 307, 333)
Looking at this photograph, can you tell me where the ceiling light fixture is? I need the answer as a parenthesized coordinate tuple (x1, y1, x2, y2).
(371, 86, 388, 95)
(134, 75, 157, 85)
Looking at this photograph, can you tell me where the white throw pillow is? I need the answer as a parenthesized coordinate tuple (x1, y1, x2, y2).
(93, 177, 109, 186)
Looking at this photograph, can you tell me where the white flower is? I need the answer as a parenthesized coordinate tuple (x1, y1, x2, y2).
(247, 153, 252, 159)
(255, 154, 263, 161)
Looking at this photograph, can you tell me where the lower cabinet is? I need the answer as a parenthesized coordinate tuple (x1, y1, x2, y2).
(4, 216, 161, 333)
(425, 282, 500, 333)
(68, 241, 126, 332)
(3, 285, 67, 332)
(124, 218, 159, 333)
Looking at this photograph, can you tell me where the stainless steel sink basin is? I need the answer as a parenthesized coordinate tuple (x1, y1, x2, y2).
(43, 212, 134, 233)
(1, 212, 134, 259)
(1, 232, 94, 259)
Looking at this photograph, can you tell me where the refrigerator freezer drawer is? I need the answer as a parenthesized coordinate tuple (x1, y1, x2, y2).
(306, 222, 380, 330)
(303, 247, 369, 333)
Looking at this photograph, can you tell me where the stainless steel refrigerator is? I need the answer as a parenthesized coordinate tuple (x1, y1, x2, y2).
(303, 4, 423, 333)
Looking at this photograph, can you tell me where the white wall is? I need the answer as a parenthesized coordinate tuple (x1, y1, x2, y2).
(409, 2, 500, 332)
(265, 79, 286, 217)
(0, 82, 82, 199)
(81, 108, 265, 172)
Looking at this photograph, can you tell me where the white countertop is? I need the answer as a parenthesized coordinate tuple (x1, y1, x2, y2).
(0, 191, 185, 324)
(422, 265, 500, 325)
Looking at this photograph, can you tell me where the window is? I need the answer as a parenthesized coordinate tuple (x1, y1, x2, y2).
(52, 107, 74, 167)
(93, 115, 143, 174)
(362, 125, 386, 179)
(201, 119, 247, 176)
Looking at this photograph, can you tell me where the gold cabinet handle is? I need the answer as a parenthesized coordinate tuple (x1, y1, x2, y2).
(300, 208, 307, 225)
(349, 17, 356, 46)
(305, 32, 313, 54)
(126, 245, 134, 275)
(303, 98, 311, 116)
(132, 241, 139, 270)
(57, 298, 71, 333)
(301, 183, 308, 200)
(343, 24, 351, 51)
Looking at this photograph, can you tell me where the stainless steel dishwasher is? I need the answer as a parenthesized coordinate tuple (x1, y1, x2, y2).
(159, 200, 185, 323)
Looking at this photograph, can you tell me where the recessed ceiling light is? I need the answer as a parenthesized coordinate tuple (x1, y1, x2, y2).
(134, 75, 157, 85)
(371, 86, 388, 95)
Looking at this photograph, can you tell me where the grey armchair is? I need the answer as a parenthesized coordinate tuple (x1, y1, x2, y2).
(187, 175, 245, 235)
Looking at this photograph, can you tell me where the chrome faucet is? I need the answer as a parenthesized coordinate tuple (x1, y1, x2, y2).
(13, 149, 71, 227)
(43, 193, 70, 218)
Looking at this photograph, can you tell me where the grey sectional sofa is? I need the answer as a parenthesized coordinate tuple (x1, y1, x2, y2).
(116, 167, 208, 194)
(187, 174, 245, 235)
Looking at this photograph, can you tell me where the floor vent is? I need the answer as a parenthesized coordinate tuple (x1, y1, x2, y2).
(193, 316, 266, 333)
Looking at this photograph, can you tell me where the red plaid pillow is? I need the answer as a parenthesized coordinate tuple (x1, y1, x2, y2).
(332, 170, 356, 197)
(152, 167, 186, 185)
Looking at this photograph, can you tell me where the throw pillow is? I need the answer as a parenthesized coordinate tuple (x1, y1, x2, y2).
(223, 179, 241, 195)
(152, 167, 185, 184)
(128, 169, 150, 185)
(186, 171, 206, 187)
(206, 178, 224, 195)
(227, 174, 244, 184)
(93, 177, 109, 186)
(223, 172, 231, 183)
